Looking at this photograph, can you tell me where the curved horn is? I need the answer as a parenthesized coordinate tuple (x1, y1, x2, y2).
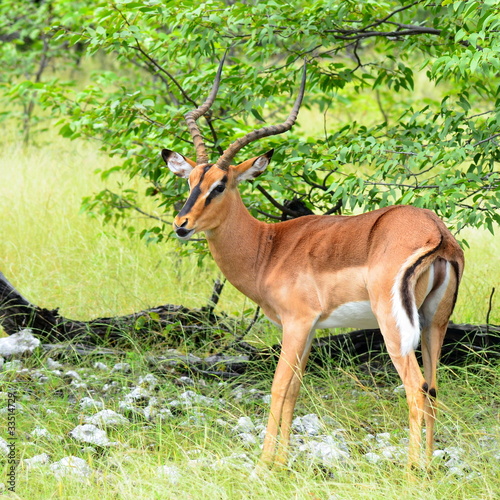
(215, 62, 307, 172)
(184, 53, 226, 165)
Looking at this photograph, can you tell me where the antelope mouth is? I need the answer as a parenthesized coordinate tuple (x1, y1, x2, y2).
(173, 223, 196, 240)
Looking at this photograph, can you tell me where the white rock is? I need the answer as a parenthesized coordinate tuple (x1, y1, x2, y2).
(143, 398, 173, 421)
(433, 449, 446, 459)
(65, 370, 82, 381)
(111, 362, 131, 373)
(215, 418, 231, 428)
(444, 446, 464, 458)
(298, 435, 350, 465)
(180, 410, 206, 426)
(84, 410, 129, 427)
(70, 381, 87, 389)
(232, 416, 255, 434)
(79, 397, 104, 410)
(380, 445, 405, 461)
(375, 432, 391, 444)
(23, 453, 50, 468)
(31, 370, 49, 383)
(219, 453, 254, 470)
(31, 427, 51, 439)
(156, 464, 181, 484)
(0, 437, 9, 455)
(364, 452, 382, 464)
(118, 387, 152, 411)
(46, 358, 63, 370)
(186, 457, 209, 468)
(298, 435, 350, 467)
(93, 362, 109, 371)
(102, 381, 119, 393)
(478, 435, 498, 450)
(0, 401, 23, 415)
(448, 466, 465, 476)
(118, 400, 135, 412)
(255, 423, 266, 435)
(293, 414, 323, 436)
(69, 424, 116, 447)
(393, 384, 406, 394)
(0, 402, 23, 417)
(138, 373, 159, 388)
(177, 376, 195, 386)
(231, 388, 245, 401)
(258, 427, 268, 441)
(50, 456, 92, 479)
(0, 329, 40, 357)
(157, 408, 173, 420)
(3, 360, 22, 371)
(237, 432, 257, 446)
(169, 390, 218, 407)
(445, 456, 465, 468)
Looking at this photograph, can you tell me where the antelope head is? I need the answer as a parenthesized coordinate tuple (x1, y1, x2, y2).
(162, 58, 306, 240)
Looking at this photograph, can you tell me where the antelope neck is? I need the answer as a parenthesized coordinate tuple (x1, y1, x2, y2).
(205, 191, 271, 302)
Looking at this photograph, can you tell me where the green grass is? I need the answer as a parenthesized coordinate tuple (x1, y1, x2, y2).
(1, 353, 500, 499)
(0, 131, 248, 321)
(1, 132, 499, 499)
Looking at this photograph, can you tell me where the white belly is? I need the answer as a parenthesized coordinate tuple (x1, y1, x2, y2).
(315, 301, 379, 329)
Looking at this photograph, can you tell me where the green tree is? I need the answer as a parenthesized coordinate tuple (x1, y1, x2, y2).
(0, 0, 85, 142)
(6, 0, 500, 244)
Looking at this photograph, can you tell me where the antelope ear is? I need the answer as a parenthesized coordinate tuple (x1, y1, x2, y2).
(161, 149, 197, 178)
(233, 149, 274, 182)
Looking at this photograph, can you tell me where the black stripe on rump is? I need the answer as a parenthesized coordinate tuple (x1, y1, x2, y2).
(400, 236, 443, 326)
(178, 165, 212, 217)
(449, 260, 461, 314)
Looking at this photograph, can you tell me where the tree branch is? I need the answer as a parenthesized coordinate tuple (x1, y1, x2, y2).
(324, 26, 441, 41)
(255, 209, 282, 220)
(256, 185, 304, 218)
(108, 192, 171, 225)
(473, 132, 500, 147)
(360, 1, 424, 32)
(113, 4, 197, 107)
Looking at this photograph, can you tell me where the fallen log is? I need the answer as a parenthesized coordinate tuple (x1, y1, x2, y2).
(302, 322, 500, 366)
(1, 271, 499, 373)
(0, 271, 230, 348)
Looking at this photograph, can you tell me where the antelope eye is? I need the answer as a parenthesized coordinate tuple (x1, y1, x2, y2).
(213, 184, 226, 194)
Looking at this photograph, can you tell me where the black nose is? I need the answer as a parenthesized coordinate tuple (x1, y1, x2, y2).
(173, 219, 194, 239)
(176, 226, 192, 238)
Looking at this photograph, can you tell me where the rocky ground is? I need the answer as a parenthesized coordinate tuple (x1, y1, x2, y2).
(2, 328, 499, 493)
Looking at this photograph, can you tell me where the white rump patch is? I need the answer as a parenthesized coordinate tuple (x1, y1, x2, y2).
(391, 253, 430, 357)
(420, 261, 451, 325)
(391, 290, 420, 357)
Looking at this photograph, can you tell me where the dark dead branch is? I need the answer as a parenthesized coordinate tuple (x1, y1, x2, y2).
(1, 270, 498, 378)
(0, 271, 231, 348)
